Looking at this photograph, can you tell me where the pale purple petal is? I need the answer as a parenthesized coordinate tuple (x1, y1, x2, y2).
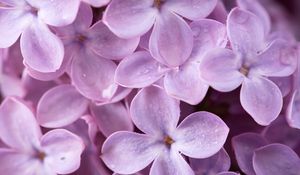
(71, 50, 117, 101)
(21, 19, 64, 73)
(150, 149, 194, 175)
(54, 3, 93, 36)
(164, 0, 217, 20)
(164, 62, 209, 105)
(88, 21, 139, 60)
(0, 74, 26, 98)
(115, 51, 167, 88)
(253, 39, 297, 77)
(149, 10, 193, 67)
(174, 111, 229, 158)
(237, 0, 271, 34)
(90, 102, 133, 137)
(37, 0, 80, 27)
(130, 86, 180, 136)
(25, 45, 73, 81)
(189, 148, 231, 175)
(269, 76, 292, 97)
(101, 131, 163, 174)
(0, 8, 32, 47)
(37, 84, 89, 128)
(0, 149, 55, 175)
(82, 0, 110, 7)
(253, 144, 300, 175)
(262, 116, 300, 149)
(189, 19, 227, 61)
(232, 133, 268, 175)
(0, 97, 42, 151)
(208, 1, 228, 23)
(103, 0, 157, 38)
(287, 90, 300, 129)
(41, 129, 85, 174)
(199, 48, 243, 92)
(227, 8, 265, 56)
(240, 77, 282, 125)
(0, 0, 26, 6)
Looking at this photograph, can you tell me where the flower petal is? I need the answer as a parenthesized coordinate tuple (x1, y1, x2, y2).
(189, 19, 227, 61)
(130, 86, 180, 136)
(21, 19, 64, 73)
(103, 0, 157, 38)
(237, 0, 271, 34)
(287, 90, 300, 129)
(115, 51, 167, 88)
(101, 131, 163, 174)
(227, 8, 265, 57)
(0, 149, 55, 175)
(0, 8, 32, 48)
(232, 133, 268, 175)
(88, 21, 139, 60)
(38, 0, 80, 26)
(25, 45, 73, 81)
(150, 149, 194, 175)
(0, 74, 26, 98)
(199, 48, 243, 92)
(149, 10, 193, 67)
(54, 3, 93, 37)
(253, 39, 298, 77)
(41, 129, 85, 174)
(189, 148, 231, 175)
(175, 111, 229, 158)
(253, 144, 300, 175)
(0, 97, 42, 151)
(90, 102, 133, 137)
(165, 0, 217, 20)
(71, 50, 117, 101)
(164, 62, 209, 105)
(37, 84, 89, 128)
(240, 77, 282, 125)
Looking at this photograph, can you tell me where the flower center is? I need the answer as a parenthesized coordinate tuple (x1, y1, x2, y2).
(36, 151, 46, 161)
(164, 135, 174, 145)
(154, 0, 164, 8)
(239, 66, 249, 76)
(76, 34, 87, 43)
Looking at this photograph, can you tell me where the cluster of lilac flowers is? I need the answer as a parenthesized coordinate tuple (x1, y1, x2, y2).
(1, 0, 300, 174)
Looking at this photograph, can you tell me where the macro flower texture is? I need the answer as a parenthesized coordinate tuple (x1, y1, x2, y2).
(1, 0, 300, 174)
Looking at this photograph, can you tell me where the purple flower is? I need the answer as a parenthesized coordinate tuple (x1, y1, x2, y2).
(200, 8, 298, 125)
(101, 86, 229, 174)
(36, 84, 133, 132)
(0, 97, 85, 175)
(0, 0, 82, 72)
(115, 19, 227, 104)
(104, 0, 218, 70)
(232, 132, 300, 175)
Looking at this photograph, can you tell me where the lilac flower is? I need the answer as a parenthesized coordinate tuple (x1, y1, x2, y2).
(232, 132, 300, 175)
(104, 0, 217, 70)
(49, 3, 138, 102)
(101, 86, 229, 174)
(0, 0, 80, 72)
(0, 97, 85, 175)
(232, 133, 268, 175)
(36, 84, 133, 132)
(200, 7, 298, 125)
(115, 19, 227, 104)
